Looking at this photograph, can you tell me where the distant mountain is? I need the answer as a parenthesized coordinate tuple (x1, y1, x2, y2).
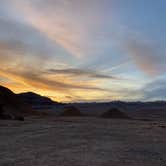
(0, 85, 36, 118)
(18, 92, 62, 106)
(72, 101, 166, 120)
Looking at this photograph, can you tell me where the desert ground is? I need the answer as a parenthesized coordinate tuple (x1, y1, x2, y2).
(0, 117, 166, 166)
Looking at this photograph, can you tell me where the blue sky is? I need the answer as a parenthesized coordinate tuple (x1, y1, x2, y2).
(0, 0, 165, 102)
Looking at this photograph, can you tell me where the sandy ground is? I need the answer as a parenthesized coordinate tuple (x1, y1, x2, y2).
(0, 117, 166, 166)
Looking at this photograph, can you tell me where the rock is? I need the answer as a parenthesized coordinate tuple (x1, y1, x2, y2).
(60, 106, 83, 117)
(14, 116, 24, 121)
(101, 108, 130, 119)
(0, 113, 13, 120)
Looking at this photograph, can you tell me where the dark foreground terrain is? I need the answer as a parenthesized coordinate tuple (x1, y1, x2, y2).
(0, 117, 166, 166)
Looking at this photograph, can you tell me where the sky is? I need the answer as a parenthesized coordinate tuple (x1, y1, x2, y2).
(0, 0, 166, 102)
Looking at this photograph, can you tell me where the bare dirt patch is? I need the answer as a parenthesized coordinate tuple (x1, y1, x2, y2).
(0, 117, 166, 166)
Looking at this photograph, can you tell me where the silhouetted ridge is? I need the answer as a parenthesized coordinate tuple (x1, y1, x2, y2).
(0, 85, 36, 119)
(18, 92, 61, 106)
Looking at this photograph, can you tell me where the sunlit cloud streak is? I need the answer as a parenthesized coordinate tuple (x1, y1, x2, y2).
(0, 68, 111, 92)
(46, 68, 119, 80)
(8, 0, 112, 58)
(125, 38, 166, 76)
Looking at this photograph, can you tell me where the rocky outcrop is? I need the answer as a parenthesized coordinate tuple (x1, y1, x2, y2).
(101, 108, 130, 119)
(60, 106, 83, 117)
(0, 85, 36, 120)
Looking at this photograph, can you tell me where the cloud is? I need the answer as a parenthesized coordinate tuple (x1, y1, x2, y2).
(0, 67, 111, 93)
(8, 0, 113, 58)
(46, 68, 119, 80)
(0, 0, 166, 102)
(0, 9, 119, 102)
(142, 78, 166, 100)
(7, 0, 166, 77)
(125, 38, 165, 76)
(0, 15, 75, 68)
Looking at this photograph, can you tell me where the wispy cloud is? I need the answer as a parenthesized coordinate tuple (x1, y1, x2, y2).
(46, 68, 119, 80)
(0, 68, 110, 92)
(8, 0, 112, 58)
(142, 78, 166, 101)
(125, 38, 165, 76)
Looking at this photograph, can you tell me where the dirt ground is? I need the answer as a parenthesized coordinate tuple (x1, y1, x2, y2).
(0, 117, 166, 166)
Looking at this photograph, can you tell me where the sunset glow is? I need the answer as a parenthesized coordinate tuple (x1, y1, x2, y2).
(0, 0, 166, 102)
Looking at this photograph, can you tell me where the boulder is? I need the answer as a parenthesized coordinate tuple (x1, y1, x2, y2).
(14, 116, 24, 121)
(60, 106, 83, 117)
(101, 108, 130, 119)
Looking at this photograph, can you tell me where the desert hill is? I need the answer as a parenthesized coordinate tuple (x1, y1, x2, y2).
(0, 85, 36, 118)
(18, 92, 62, 106)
